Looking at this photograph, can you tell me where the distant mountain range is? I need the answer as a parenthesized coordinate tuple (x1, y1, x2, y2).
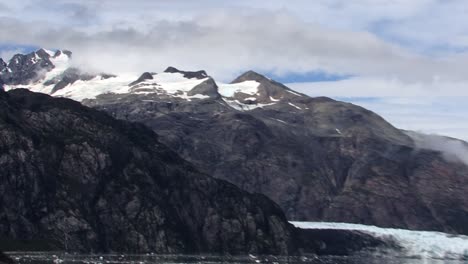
(1, 49, 467, 239)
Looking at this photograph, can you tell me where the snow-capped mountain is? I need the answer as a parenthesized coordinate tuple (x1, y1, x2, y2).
(2, 49, 468, 238)
(1, 49, 310, 112)
(1, 48, 70, 87)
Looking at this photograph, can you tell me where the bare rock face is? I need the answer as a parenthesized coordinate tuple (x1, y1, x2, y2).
(164, 67, 208, 79)
(187, 78, 220, 98)
(44, 67, 98, 93)
(129, 72, 154, 86)
(87, 71, 468, 236)
(0, 59, 7, 72)
(0, 89, 298, 254)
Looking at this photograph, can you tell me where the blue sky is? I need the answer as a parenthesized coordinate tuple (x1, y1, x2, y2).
(267, 71, 352, 83)
(1, 0, 467, 140)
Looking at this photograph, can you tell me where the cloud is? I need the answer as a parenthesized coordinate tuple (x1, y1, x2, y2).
(1, 1, 468, 82)
(287, 77, 468, 97)
(0, 49, 23, 61)
(0, 3, 11, 13)
(406, 131, 468, 165)
(6, 0, 468, 53)
(1, 7, 468, 84)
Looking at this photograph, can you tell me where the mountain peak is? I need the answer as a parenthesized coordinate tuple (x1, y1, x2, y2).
(164, 66, 208, 79)
(164, 66, 181, 73)
(129, 72, 154, 86)
(53, 50, 72, 58)
(231, 70, 269, 84)
(225, 70, 305, 107)
(35, 48, 53, 59)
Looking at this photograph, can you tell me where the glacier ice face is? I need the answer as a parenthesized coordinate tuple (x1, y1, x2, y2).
(291, 221, 468, 260)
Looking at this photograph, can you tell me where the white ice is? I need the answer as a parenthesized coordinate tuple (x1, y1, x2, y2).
(222, 98, 275, 111)
(218, 80, 261, 97)
(290, 221, 468, 260)
(6, 66, 210, 101)
(288, 102, 302, 110)
(270, 96, 280, 102)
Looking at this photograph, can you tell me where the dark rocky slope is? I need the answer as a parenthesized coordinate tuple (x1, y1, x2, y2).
(0, 89, 392, 255)
(86, 71, 468, 235)
(0, 89, 295, 254)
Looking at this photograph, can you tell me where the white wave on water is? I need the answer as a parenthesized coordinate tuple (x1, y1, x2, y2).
(291, 221, 468, 260)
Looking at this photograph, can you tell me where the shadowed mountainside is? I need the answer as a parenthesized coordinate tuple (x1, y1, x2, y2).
(0, 89, 393, 255)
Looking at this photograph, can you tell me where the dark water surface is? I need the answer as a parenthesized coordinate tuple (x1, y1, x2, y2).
(7, 253, 468, 264)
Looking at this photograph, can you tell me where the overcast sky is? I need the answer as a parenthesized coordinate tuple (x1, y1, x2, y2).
(1, 0, 467, 140)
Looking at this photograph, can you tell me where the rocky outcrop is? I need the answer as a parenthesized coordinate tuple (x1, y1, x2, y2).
(44, 67, 96, 93)
(0, 59, 7, 72)
(164, 67, 208, 79)
(87, 71, 468, 236)
(54, 50, 72, 58)
(187, 78, 220, 98)
(129, 72, 154, 86)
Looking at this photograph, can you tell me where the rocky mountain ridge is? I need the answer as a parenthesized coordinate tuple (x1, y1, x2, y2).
(2, 49, 467, 236)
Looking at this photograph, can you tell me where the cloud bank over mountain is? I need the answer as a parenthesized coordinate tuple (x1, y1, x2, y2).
(1, 1, 468, 87)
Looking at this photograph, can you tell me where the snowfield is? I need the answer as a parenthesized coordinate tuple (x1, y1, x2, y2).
(290, 221, 468, 260)
(218, 80, 261, 97)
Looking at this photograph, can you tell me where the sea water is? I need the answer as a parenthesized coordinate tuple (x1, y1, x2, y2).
(6, 253, 468, 264)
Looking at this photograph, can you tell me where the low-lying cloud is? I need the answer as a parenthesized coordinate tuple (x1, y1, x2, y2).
(406, 131, 468, 165)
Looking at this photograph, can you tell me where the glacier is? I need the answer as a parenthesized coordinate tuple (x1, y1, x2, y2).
(291, 221, 468, 260)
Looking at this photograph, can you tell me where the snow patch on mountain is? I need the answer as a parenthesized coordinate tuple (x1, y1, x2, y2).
(48, 52, 71, 80)
(147, 72, 208, 94)
(286, 90, 302, 96)
(52, 74, 136, 101)
(51, 72, 210, 101)
(270, 96, 280, 102)
(291, 221, 468, 260)
(222, 98, 275, 111)
(218, 80, 261, 97)
(288, 102, 302, 110)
